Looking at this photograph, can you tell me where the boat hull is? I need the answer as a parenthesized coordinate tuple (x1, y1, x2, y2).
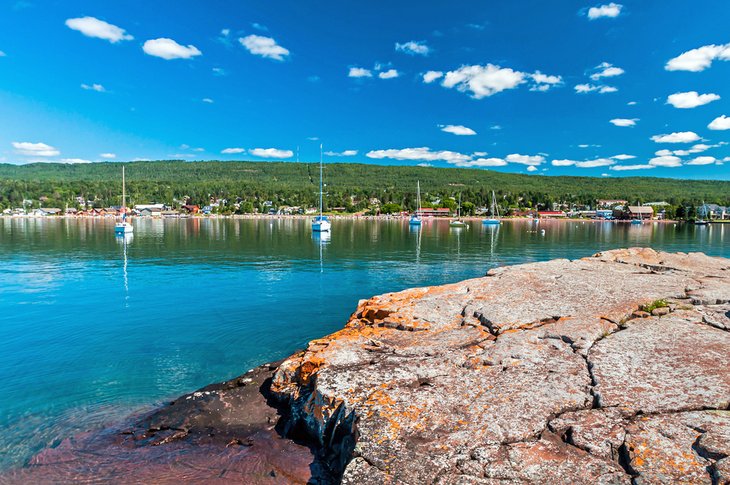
(312, 221, 331, 232)
(115, 223, 133, 235)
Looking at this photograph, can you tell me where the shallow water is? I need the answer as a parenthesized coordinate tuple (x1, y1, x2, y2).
(0, 217, 727, 470)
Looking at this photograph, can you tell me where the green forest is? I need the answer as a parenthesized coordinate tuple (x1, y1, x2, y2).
(1, 160, 728, 217)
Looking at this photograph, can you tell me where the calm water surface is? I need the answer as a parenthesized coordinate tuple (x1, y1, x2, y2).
(0, 217, 727, 469)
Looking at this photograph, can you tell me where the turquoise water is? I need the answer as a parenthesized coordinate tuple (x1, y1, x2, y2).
(0, 217, 727, 469)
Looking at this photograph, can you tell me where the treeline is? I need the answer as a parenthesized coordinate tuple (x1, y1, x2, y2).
(0, 160, 728, 213)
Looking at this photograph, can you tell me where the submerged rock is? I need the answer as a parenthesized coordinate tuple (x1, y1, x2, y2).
(4, 248, 729, 484)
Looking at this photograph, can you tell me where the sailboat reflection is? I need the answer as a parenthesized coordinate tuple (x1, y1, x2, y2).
(116, 233, 133, 302)
(312, 230, 330, 273)
(483, 223, 500, 269)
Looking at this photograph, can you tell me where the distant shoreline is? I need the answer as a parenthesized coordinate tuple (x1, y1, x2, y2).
(0, 213, 688, 223)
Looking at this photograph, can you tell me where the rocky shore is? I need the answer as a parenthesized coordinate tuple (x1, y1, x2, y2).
(4, 248, 729, 484)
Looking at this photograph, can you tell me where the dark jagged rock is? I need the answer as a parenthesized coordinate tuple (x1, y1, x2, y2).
(3, 248, 729, 484)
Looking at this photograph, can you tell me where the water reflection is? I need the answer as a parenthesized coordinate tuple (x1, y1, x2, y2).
(116, 233, 133, 304)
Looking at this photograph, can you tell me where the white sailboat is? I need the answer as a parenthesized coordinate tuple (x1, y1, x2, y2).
(449, 193, 468, 228)
(482, 190, 501, 225)
(312, 145, 331, 232)
(695, 201, 710, 225)
(114, 166, 133, 236)
(409, 181, 423, 225)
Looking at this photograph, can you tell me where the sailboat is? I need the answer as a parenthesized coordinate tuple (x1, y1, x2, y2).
(409, 181, 423, 225)
(114, 166, 134, 235)
(449, 193, 468, 228)
(482, 190, 501, 225)
(312, 145, 331, 232)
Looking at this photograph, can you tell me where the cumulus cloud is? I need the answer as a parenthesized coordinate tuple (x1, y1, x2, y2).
(609, 118, 637, 127)
(440, 124, 477, 136)
(439, 64, 563, 99)
(650, 131, 701, 143)
(587, 3, 623, 19)
(348, 67, 372, 78)
(423, 71, 443, 83)
(366, 147, 472, 164)
(666, 91, 720, 109)
(221, 147, 245, 154)
(526, 166, 538, 172)
(609, 164, 656, 171)
(59, 158, 92, 164)
(649, 155, 682, 167)
(324, 150, 358, 157)
(686, 156, 717, 165)
(665, 43, 730, 72)
(708, 115, 730, 130)
(454, 158, 508, 168)
(505, 153, 545, 166)
(612, 154, 636, 160)
(12, 141, 59, 157)
(239, 35, 289, 61)
(551, 158, 615, 168)
(250, 148, 293, 158)
(100, 153, 116, 159)
(81, 83, 105, 92)
(378, 69, 400, 79)
(575, 83, 617, 94)
(590, 62, 624, 80)
(143, 38, 202, 60)
(395, 40, 430, 56)
(65, 16, 133, 43)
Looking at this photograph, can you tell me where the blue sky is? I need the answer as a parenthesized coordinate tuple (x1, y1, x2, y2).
(1, 0, 730, 179)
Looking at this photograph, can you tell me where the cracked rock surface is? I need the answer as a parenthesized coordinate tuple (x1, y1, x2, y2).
(271, 248, 730, 484)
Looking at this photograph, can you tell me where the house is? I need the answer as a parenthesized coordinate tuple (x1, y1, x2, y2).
(596, 209, 614, 219)
(597, 199, 628, 208)
(65, 208, 78, 215)
(627, 206, 654, 219)
(35, 208, 62, 216)
(181, 204, 200, 214)
(699, 204, 728, 220)
(538, 211, 566, 218)
(415, 208, 451, 217)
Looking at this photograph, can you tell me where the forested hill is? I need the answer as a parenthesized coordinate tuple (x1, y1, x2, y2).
(0, 160, 728, 211)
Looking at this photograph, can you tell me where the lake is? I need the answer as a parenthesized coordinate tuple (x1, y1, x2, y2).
(0, 217, 727, 470)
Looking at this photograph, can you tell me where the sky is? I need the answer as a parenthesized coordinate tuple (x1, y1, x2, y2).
(1, 0, 730, 179)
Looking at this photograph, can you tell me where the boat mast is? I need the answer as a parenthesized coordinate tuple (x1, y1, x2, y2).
(417, 181, 421, 215)
(458, 193, 461, 219)
(122, 166, 126, 210)
(319, 144, 323, 217)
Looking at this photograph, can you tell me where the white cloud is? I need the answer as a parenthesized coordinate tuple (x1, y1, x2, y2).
(665, 43, 730, 72)
(530, 71, 563, 91)
(627, 101, 637, 105)
(239, 35, 289, 61)
(590, 62, 624, 80)
(143, 38, 202, 60)
(441, 64, 525, 98)
(417, 163, 433, 167)
(490, 125, 502, 130)
(65, 16, 133, 43)
(609, 118, 637, 127)
(666, 91, 720, 109)
(708, 115, 730, 130)
(81, 83, 105, 92)
(650, 131, 700, 143)
(686, 156, 717, 165)
(378, 69, 400, 79)
(212, 67, 226, 76)
(440, 124, 477, 136)
(575, 83, 617, 94)
(649, 155, 682, 167)
(610, 164, 656, 171)
(454, 158, 508, 168)
(367, 147, 472, 164)
(552, 159, 576, 167)
(587, 3, 623, 19)
(324, 150, 358, 157)
(395, 40, 430, 56)
(221, 147, 245, 154)
(689, 143, 713, 153)
(526, 165, 538, 172)
(250, 148, 293, 158)
(12, 141, 59, 157)
(348, 67, 372, 78)
(576, 158, 615, 168)
(59, 158, 92, 164)
(252, 23, 268, 32)
(202, 98, 214, 103)
(423, 71, 443, 83)
(100, 153, 116, 159)
(505, 153, 545, 166)
(612, 154, 636, 160)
